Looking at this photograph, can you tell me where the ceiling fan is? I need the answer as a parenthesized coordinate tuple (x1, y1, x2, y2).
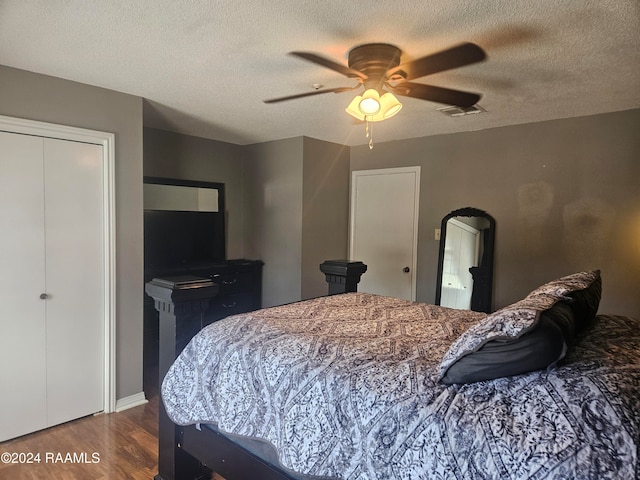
(264, 42, 487, 119)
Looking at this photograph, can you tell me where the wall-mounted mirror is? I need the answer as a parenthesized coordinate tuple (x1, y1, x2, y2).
(435, 207, 495, 312)
(143, 176, 225, 212)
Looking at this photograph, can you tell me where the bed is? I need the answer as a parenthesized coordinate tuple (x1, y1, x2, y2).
(147, 269, 639, 480)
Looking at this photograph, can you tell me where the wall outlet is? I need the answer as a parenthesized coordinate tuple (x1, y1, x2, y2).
(435, 228, 441, 241)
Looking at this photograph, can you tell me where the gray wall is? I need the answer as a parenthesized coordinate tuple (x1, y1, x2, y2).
(143, 127, 246, 258)
(244, 137, 304, 306)
(0, 65, 144, 400)
(351, 109, 640, 316)
(301, 138, 351, 299)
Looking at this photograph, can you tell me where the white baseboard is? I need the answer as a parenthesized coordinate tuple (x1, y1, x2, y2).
(115, 392, 148, 412)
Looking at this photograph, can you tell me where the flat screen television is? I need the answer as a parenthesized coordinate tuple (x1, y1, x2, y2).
(144, 210, 226, 270)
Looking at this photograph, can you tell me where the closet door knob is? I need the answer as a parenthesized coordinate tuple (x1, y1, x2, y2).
(403, 267, 410, 273)
(40, 293, 48, 300)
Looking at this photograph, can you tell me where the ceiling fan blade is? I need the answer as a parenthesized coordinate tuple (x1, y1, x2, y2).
(386, 42, 486, 81)
(390, 82, 481, 107)
(264, 86, 356, 104)
(290, 52, 367, 80)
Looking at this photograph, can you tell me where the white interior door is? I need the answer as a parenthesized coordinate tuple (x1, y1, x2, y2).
(349, 167, 420, 301)
(0, 132, 104, 441)
(44, 138, 104, 427)
(0, 131, 48, 440)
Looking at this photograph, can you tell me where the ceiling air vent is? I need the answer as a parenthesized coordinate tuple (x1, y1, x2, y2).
(437, 104, 486, 117)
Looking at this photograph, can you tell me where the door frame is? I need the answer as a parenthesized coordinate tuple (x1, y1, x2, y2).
(349, 166, 421, 301)
(0, 114, 116, 414)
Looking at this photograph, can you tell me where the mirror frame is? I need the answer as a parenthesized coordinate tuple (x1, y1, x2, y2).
(435, 207, 495, 313)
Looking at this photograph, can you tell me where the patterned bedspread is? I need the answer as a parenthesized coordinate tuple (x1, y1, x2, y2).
(161, 293, 639, 480)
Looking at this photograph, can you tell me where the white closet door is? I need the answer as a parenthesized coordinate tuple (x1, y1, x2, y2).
(44, 138, 104, 426)
(0, 132, 48, 440)
(0, 132, 104, 441)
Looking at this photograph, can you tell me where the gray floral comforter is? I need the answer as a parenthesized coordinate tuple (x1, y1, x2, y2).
(161, 293, 639, 479)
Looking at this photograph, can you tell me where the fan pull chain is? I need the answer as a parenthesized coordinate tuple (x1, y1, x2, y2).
(365, 118, 374, 149)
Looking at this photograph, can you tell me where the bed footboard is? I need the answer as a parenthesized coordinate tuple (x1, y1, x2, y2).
(145, 276, 219, 480)
(320, 260, 367, 295)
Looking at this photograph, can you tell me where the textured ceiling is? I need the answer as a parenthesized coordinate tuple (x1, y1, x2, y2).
(1, 1, 639, 146)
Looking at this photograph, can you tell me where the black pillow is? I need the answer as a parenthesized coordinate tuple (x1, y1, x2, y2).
(440, 301, 572, 385)
(567, 273, 602, 332)
(438, 270, 600, 385)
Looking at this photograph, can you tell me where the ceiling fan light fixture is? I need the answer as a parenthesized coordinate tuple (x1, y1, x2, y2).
(379, 92, 402, 119)
(345, 95, 365, 120)
(358, 89, 381, 115)
(345, 90, 402, 122)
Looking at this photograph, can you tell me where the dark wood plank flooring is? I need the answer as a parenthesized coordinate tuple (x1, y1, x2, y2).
(0, 394, 224, 479)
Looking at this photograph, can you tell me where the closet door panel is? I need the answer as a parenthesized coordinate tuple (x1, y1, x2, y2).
(0, 131, 47, 441)
(43, 138, 104, 426)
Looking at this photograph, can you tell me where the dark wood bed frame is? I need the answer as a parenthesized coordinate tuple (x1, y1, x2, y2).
(145, 260, 367, 480)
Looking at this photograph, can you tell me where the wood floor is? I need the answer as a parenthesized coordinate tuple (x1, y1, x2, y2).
(0, 394, 225, 480)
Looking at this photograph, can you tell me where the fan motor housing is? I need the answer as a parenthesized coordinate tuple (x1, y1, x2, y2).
(348, 43, 402, 89)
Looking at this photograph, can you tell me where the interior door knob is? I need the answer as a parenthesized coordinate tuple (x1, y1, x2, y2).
(39, 293, 48, 299)
(403, 267, 410, 273)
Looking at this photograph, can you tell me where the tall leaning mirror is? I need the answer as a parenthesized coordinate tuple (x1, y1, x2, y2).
(435, 207, 495, 313)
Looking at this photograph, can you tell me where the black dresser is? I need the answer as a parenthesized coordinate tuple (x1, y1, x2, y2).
(145, 259, 263, 318)
(190, 259, 264, 321)
(143, 259, 263, 394)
